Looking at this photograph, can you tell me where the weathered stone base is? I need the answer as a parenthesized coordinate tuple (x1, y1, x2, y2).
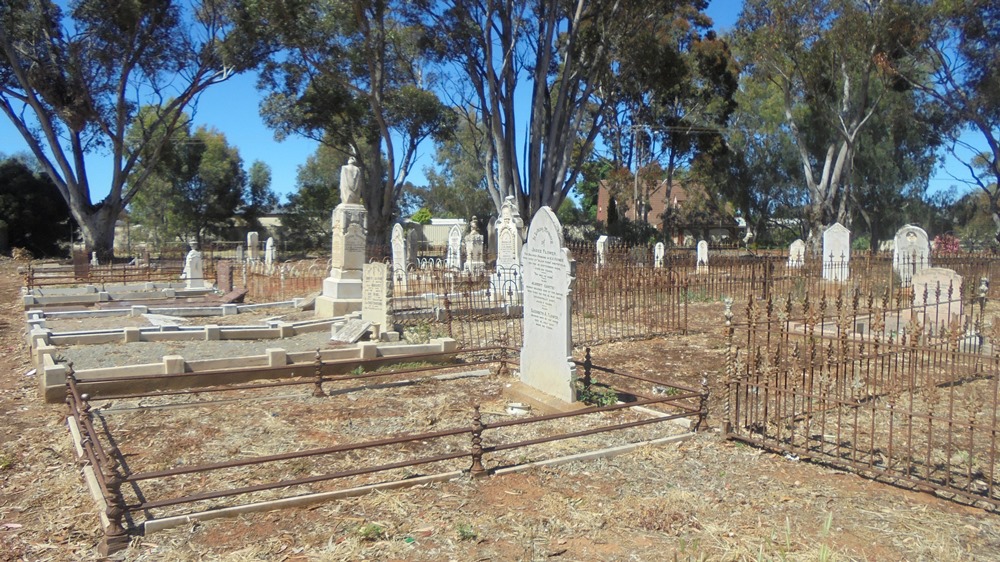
(315, 295, 362, 318)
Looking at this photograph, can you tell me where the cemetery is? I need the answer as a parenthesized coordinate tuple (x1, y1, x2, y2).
(5, 199, 1000, 558)
(3, 0, 1000, 558)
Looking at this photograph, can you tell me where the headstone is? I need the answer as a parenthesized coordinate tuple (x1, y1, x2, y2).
(788, 239, 805, 268)
(264, 237, 276, 269)
(331, 318, 372, 343)
(893, 225, 930, 287)
(236, 244, 244, 265)
(361, 262, 392, 332)
(247, 232, 259, 261)
(654, 242, 665, 268)
(464, 217, 485, 274)
(216, 261, 234, 293)
(520, 207, 576, 403)
(182, 247, 204, 289)
(391, 223, 408, 290)
(911, 267, 963, 332)
(822, 223, 850, 282)
(596, 235, 608, 269)
(495, 196, 524, 270)
(316, 166, 368, 317)
(90, 252, 99, 267)
(696, 240, 709, 273)
(446, 224, 463, 270)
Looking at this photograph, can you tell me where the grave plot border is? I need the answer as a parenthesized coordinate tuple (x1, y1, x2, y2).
(63, 348, 707, 555)
(724, 286, 1000, 510)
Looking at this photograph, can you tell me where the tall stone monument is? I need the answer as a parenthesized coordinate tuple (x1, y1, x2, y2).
(520, 207, 576, 403)
(788, 239, 805, 268)
(492, 196, 524, 299)
(390, 223, 408, 290)
(464, 217, 486, 274)
(822, 222, 850, 282)
(893, 224, 930, 287)
(316, 157, 367, 317)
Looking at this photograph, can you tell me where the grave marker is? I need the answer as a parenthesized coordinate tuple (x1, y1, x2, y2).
(446, 225, 463, 270)
(822, 223, 850, 282)
(696, 240, 709, 273)
(654, 242, 665, 268)
(893, 225, 930, 287)
(520, 207, 576, 403)
(788, 239, 805, 268)
(247, 231, 259, 261)
(361, 262, 392, 332)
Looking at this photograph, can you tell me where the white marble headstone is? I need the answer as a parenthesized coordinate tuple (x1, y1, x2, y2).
(247, 231, 259, 261)
(183, 248, 204, 289)
(596, 235, 608, 268)
(265, 237, 275, 268)
(788, 239, 805, 268)
(520, 207, 576, 403)
(696, 240, 709, 272)
(361, 262, 392, 332)
(893, 225, 930, 287)
(822, 223, 850, 282)
(446, 225, 463, 270)
(391, 223, 408, 289)
(654, 242, 665, 268)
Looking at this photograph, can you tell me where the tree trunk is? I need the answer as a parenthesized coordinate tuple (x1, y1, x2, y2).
(76, 204, 120, 261)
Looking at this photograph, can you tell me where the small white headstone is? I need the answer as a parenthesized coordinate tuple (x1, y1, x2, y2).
(247, 231, 260, 261)
(696, 240, 709, 273)
(265, 237, 275, 268)
(446, 225, 463, 270)
(893, 225, 930, 287)
(596, 235, 608, 269)
(90, 252, 99, 267)
(654, 242, 665, 268)
(520, 207, 576, 403)
(788, 239, 805, 268)
(822, 223, 850, 282)
(911, 267, 963, 331)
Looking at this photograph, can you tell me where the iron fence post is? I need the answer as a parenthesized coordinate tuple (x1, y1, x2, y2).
(312, 349, 326, 397)
(470, 404, 486, 478)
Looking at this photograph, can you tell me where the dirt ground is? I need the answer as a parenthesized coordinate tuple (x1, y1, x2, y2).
(3, 259, 1000, 561)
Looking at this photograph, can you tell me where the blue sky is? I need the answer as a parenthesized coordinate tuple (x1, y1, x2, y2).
(0, 0, 981, 205)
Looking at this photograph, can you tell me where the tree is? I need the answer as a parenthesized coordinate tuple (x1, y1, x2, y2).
(278, 145, 342, 252)
(736, 0, 924, 247)
(887, 0, 1000, 244)
(413, 111, 495, 220)
(0, 0, 260, 259)
(244, 160, 279, 232)
(0, 154, 75, 256)
(424, 0, 716, 219)
(128, 121, 249, 248)
(242, 0, 454, 244)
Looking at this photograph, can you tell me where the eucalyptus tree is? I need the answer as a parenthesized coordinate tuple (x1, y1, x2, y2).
(423, 0, 717, 219)
(887, 0, 1000, 243)
(735, 0, 925, 247)
(0, 0, 260, 258)
(242, 0, 454, 243)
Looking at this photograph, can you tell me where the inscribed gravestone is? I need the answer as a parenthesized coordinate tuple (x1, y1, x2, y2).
(520, 207, 576, 403)
(788, 239, 805, 268)
(361, 262, 392, 331)
(893, 225, 930, 287)
(446, 225, 463, 270)
(822, 223, 850, 282)
(331, 318, 372, 343)
(696, 240, 709, 273)
(495, 196, 523, 269)
(654, 242, 665, 268)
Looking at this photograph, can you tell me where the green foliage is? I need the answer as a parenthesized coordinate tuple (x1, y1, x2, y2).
(244, 161, 278, 232)
(577, 382, 618, 407)
(413, 111, 494, 219)
(279, 145, 342, 252)
(128, 115, 248, 248)
(0, 156, 75, 257)
(0, 452, 15, 471)
(357, 523, 386, 542)
(410, 208, 432, 225)
(456, 523, 477, 541)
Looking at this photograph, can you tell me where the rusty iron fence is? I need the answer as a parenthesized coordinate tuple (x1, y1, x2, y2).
(239, 259, 328, 302)
(724, 279, 1000, 508)
(389, 261, 688, 349)
(65, 348, 706, 554)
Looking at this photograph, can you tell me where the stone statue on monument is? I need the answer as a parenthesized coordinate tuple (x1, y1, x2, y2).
(340, 156, 361, 205)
